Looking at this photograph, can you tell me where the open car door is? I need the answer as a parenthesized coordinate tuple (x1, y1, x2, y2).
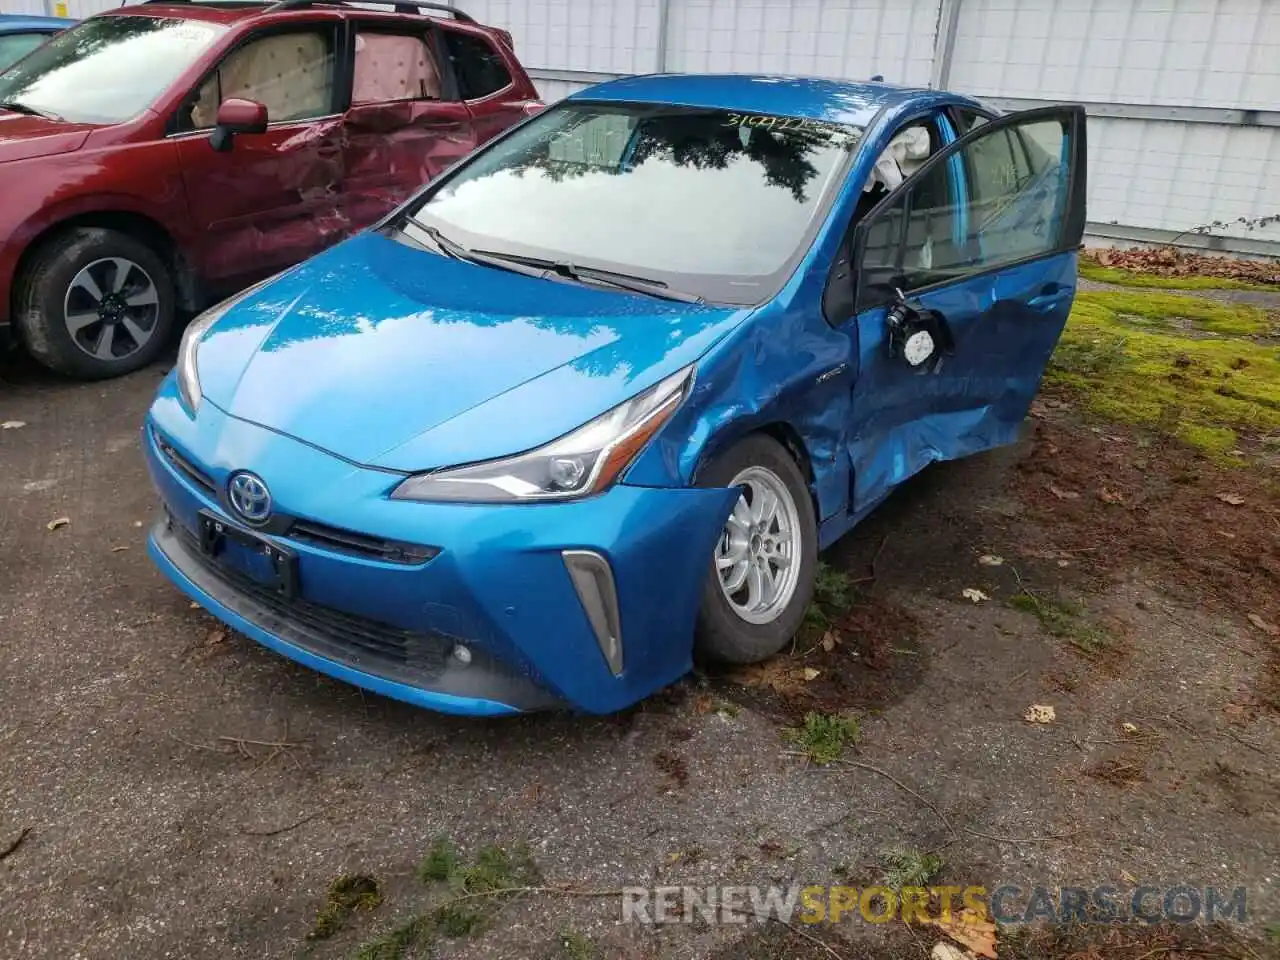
(843, 105, 1087, 515)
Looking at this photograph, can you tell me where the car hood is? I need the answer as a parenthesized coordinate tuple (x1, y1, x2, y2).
(0, 113, 93, 162)
(197, 230, 751, 471)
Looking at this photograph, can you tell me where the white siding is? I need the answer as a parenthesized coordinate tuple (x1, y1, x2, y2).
(457, 0, 663, 74)
(1, 0, 50, 15)
(534, 77, 597, 102)
(664, 0, 939, 85)
(948, 0, 1280, 111)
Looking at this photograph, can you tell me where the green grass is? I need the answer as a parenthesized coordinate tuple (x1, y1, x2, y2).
(1007, 593, 1110, 657)
(1049, 291, 1280, 458)
(784, 711, 861, 764)
(357, 841, 541, 960)
(558, 929, 601, 960)
(813, 561, 852, 609)
(308, 874, 381, 941)
(1079, 260, 1277, 292)
(879, 848, 944, 891)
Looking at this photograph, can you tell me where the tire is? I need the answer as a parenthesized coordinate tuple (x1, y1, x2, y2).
(694, 434, 818, 664)
(14, 227, 176, 380)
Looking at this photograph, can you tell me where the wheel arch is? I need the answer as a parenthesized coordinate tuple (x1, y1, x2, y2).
(693, 420, 820, 517)
(10, 210, 200, 328)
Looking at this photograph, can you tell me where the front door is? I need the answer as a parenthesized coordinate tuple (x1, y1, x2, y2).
(341, 23, 478, 229)
(843, 106, 1086, 512)
(172, 23, 346, 289)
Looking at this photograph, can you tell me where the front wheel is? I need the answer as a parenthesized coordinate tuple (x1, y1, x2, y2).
(14, 227, 176, 380)
(694, 434, 818, 664)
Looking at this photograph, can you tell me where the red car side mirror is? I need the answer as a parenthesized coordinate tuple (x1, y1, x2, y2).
(210, 98, 268, 152)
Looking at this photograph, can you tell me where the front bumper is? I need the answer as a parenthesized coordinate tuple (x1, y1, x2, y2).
(144, 380, 737, 715)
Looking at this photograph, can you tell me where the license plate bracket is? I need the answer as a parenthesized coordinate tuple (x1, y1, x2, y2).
(197, 510, 299, 598)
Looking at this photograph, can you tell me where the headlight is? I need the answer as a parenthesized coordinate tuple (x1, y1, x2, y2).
(177, 272, 285, 413)
(391, 366, 694, 503)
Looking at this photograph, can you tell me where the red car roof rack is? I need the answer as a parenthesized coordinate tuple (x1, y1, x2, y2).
(265, 0, 474, 21)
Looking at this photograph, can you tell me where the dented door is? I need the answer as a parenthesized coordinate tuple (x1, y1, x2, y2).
(341, 99, 477, 229)
(175, 118, 347, 286)
(172, 22, 347, 287)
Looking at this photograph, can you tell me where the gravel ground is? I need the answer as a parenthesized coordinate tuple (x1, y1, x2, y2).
(1, 340, 1276, 960)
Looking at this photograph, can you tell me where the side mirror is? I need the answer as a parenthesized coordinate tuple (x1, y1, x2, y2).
(209, 98, 268, 153)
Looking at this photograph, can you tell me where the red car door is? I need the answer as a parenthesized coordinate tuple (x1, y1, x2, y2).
(341, 21, 478, 229)
(172, 22, 346, 288)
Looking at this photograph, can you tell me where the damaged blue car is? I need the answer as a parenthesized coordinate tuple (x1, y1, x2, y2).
(145, 74, 1087, 716)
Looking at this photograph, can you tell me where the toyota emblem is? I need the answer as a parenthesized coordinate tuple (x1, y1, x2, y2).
(228, 471, 272, 525)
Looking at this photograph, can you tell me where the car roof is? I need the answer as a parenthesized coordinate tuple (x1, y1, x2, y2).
(0, 14, 76, 31)
(103, 1, 481, 28)
(573, 73, 960, 128)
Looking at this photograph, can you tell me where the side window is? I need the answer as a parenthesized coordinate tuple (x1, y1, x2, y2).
(857, 114, 1071, 307)
(353, 29, 440, 105)
(442, 31, 511, 100)
(952, 109, 990, 135)
(0, 32, 52, 71)
(184, 27, 336, 132)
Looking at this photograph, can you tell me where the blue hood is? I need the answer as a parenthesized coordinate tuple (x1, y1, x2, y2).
(197, 231, 749, 472)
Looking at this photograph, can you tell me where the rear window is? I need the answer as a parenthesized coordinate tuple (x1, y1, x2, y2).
(442, 30, 511, 100)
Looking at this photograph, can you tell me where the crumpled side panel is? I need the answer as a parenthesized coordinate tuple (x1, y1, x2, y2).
(177, 117, 348, 283)
(341, 101, 478, 231)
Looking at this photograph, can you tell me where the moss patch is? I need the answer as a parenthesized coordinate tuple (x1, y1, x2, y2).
(783, 711, 861, 764)
(308, 874, 381, 941)
(1079, 261, 1276, 292)
(1007, 592, 1110, 658)
(1048, 291, 1280, 458)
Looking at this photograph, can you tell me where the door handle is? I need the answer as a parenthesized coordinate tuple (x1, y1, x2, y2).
(1028, 284, 1071, 311)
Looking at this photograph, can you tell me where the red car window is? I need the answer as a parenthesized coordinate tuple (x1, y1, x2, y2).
(353, 30, 441, 104)
(189, 28, 336, 130)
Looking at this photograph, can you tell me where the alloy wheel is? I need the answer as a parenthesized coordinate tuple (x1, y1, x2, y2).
(63, 257, 160, 362)
(714, 464, 803, 625)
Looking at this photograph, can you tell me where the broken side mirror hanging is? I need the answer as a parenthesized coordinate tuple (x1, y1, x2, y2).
(884, 288, 954, 374)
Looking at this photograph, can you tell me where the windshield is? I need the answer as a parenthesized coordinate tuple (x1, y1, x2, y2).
(407, 101, 862, 304)
(0, 16, 225, 125)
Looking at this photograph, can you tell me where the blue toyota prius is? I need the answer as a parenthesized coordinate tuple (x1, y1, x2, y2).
(145, 74, 1086, 716)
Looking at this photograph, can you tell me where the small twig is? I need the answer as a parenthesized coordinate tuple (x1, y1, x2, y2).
(241, 811, 320, 837)
(1223, 729, 1268, 756)
(216, 736, 308, 750)
(0, 827, 31, 861)
(963, 828, 1079, 845)
(769, 917, 850, 960)
(166, 730, 223, 753)
(825, 759, 956, 839)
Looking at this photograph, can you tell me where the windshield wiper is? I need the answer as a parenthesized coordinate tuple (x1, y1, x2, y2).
(0, 101, 64, 122)
(477, 251, 705, 304)
(406, 218, 551, 281)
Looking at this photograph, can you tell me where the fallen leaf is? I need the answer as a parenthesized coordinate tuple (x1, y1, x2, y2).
(932, 907, 997, 959)
(1048, 484, 1080, 501)
(189, 601, 200, 609)
(1, 420, 26, 429)
(1122, 722, 1138, 734)
(1097, 487, 1123, 504)
(977, 554, 1004, 567)
(1247, 613, 1279, 637)
(801, 667, 821, 682)
(1224, 703, 1246, 719)
(1216, 530, 1237, 539)
(1024, 704, 1056, 724)
(110, 545, 129, 553)
(1216, 492, 1246, 505)
(133, 521, 143, 528)
(207, 629, 226, 645)
(46, 517, 70, 531)
(1121, 869, 1138, 884)
(962, 588, 990, 603)
(1028, 400, 1049, 419)
(820, 631, 838, 652)
(931, 943, 969, 960)
(1056, 559, 1071, 568)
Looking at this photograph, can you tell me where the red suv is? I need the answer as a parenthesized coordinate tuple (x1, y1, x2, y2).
(0, 0, 539, 379)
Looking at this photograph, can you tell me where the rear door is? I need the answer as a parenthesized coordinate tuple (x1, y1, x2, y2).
(172, 22, 346, 288)
(341, 20, 476, 228)
(843, 106, 1086, 511)
(438, 26, 532, 145)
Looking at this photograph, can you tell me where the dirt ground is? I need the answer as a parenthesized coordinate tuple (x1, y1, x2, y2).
(1, 281, 1278, 960)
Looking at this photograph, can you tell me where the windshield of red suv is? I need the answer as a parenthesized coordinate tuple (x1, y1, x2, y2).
(0, 15, 226, 125)
(406, 101, 863, 305)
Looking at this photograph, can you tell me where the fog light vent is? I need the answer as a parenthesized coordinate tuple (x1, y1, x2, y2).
(562, 550, 623, 676)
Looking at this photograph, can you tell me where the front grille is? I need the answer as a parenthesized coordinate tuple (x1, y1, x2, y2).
(154, 431, 216, 495)
(153, 428, 436, 566)
(290, 519, 439, 565)
(172, 522, 450, 681)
